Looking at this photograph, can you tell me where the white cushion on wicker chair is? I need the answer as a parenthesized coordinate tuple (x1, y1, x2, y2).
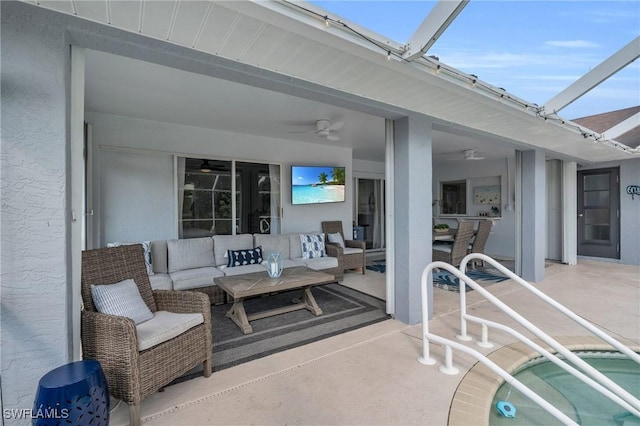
(302, 256, 338, 271)
(343, 247, 363, 255)
(137, 311, 204, 351)
(432, 242, 453, 253)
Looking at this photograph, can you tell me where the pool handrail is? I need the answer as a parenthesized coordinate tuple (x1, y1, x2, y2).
(420, 261, 640, 417)
(459, 253, 640, 364)
(420, 265, 578, 425)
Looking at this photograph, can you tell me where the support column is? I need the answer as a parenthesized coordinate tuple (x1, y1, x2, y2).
(393, 115, 432, 324)
(521, 150, 546, 281)
(562, 161, 578, 265)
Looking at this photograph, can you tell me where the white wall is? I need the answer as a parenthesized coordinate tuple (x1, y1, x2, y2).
(1, 3, 71, 418)
(87, 112, 354, 245)
(433, 155, 516, 258)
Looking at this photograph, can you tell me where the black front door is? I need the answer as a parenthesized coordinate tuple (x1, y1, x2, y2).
(577, 168, 620, 259)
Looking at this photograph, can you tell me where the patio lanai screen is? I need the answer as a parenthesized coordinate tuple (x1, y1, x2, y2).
(177, 157, 281, 238)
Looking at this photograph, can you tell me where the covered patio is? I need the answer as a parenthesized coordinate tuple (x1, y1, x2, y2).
(2, 0, 639, 423)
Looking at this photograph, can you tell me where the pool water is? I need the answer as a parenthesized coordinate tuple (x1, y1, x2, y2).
(490, 353, 640, 425)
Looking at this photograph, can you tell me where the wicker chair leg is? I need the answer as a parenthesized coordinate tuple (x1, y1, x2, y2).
(129, 403, 141, 426)
(203, 358, 212, 377)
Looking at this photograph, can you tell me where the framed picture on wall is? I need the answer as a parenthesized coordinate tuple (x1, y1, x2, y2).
(473, 185, 500, 205)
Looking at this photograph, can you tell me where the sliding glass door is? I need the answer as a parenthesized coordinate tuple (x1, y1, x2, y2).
(355, 178, 385, 250)
(177, 157, 280, 238)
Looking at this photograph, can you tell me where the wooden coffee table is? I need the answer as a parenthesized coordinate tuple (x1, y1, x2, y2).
(214, 266, 335, 334)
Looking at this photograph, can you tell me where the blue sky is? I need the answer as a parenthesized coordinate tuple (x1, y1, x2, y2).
(292, 166, 341, 185)
(310, 1, 639, 119)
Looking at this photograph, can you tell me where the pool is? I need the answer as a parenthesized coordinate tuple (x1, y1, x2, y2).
(489, 352, 640, 425)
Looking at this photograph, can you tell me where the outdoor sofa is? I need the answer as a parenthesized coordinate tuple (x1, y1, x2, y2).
(113, 232, 345, 304)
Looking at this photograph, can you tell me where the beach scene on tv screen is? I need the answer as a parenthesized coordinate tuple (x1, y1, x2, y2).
(292, 166, 345, 205)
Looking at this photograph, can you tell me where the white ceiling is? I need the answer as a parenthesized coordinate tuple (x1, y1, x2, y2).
(84, 49, 517, 163)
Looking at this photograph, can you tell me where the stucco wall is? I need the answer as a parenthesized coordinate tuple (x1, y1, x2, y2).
(1, 2, 71, 420)
(86, 112, 354, 246)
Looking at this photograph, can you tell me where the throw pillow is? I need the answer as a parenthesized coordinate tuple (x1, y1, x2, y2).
(107, 241, 154, 276)
(327, 232, 345, 248)
(227, 246, 263, 267)
(300, 234, 326, 259)
(91, 279, 154, 325)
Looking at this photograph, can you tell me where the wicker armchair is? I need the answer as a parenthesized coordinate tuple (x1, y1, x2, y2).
(81, 244, 212, 426)
(432, 221, 475, 267)
(321, 221, 366, 274)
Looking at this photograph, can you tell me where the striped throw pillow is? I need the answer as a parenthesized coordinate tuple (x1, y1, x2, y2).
(91, 279, 154, 324)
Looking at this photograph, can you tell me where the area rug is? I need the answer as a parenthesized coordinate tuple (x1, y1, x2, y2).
(365, 259, 386, 273)
(432, 268, 509, 292)
(171, 283, 388, 383)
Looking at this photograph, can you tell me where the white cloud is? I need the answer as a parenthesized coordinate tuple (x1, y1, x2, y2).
(545, 40, 600, 48)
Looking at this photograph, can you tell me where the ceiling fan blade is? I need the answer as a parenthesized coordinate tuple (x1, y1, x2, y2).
(326, 134, 340, 141)
(288, 130, 317, 134)
(327, 121, 344, 131)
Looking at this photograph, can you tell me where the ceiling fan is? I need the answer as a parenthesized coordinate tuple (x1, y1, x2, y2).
(436, 149, 486, 161)
(463, 149, 485, 160)
(289, 119, 344, 141)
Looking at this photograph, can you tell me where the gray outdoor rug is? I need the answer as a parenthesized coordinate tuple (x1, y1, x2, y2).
(170, 283, 388, 384)
(432, 267, 509, 292)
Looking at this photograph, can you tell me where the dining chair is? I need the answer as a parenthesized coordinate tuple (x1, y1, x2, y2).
(467, 220, 493, 268)
(432, 221, 475, 267)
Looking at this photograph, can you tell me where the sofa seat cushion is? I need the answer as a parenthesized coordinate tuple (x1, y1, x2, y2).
(136, 311, 203, 351)
(254, 234, 291, 260)
(212, 234, 254, 267)
(432, 242, 453, 253)
(149, 273, 172, 291)
(169, 267, 224, 290)
(167, 237, 214, 273)
(283, 259, 306, 269)
(220, 264, 266, 276)
(293, 256, 338, 271)
(343, 247, 364, 255)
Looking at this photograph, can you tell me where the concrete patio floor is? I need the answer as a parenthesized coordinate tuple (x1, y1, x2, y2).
(111, 260, 639, 425)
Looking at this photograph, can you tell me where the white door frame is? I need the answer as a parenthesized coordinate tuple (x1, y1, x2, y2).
(70, 45, 85, 361)
(384, 119, 395, 315)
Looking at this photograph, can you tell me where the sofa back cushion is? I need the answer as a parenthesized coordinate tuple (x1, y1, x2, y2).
(167, 237, 214, 273)
(289, 232, 316, 259)
(212, 234, 254, 267)
(254, 234, 291, 260)
(150, 240, 168, 274)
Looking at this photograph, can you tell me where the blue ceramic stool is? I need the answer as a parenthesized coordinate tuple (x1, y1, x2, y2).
(33, 360, 109, 426)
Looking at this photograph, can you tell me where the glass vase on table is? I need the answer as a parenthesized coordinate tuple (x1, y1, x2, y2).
(266, 252, 283, 278)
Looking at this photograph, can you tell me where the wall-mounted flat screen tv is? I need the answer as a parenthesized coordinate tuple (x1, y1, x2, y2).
(291, 166, 346, 205)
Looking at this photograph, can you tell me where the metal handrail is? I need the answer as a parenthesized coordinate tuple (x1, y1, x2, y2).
(420, 260, 640, 422)
(459, 253, 640, 364)
(420, 264, 577, 425)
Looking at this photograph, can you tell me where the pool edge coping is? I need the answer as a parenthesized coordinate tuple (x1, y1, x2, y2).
(447, 335, 640, 426)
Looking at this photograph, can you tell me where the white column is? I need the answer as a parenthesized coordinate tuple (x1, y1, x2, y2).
(393, 115, 433, 324)
(521, 150, 546, 281)
(562, 161, 578, 265)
